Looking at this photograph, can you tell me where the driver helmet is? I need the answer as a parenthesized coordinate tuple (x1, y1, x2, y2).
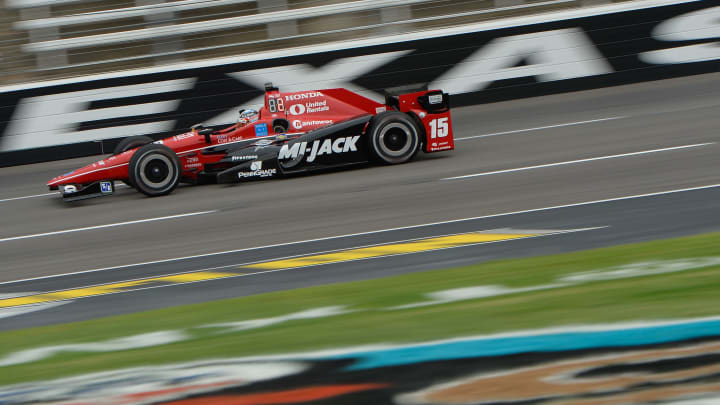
(237, 109, 259, 127)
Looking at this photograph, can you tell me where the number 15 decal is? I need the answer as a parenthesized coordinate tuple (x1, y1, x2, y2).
(430, 117, 449, 138)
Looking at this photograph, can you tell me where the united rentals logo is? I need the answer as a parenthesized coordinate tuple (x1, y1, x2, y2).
(288, 100, 329, 116)
(278, 136, 359, 163)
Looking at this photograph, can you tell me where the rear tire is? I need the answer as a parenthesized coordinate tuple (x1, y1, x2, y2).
(128, 144, 181, 197)
(367, 112, 420, 164)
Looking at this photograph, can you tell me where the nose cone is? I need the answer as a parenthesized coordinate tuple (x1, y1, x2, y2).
(47, 170, 75, 187)
(47, 152, 131, 190)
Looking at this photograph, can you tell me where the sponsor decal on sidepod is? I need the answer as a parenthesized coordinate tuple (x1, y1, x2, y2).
(292, 119, 333, 130)
(238, 161, 277, 178)
(279, 136, 359, 163)
(288, 100, 330, 116)
(231, 155, 258, 161)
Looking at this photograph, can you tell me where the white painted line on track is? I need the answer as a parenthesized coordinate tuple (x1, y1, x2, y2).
(2, 183, 720, 286)
(443, 143, 716, 180)
(454, 116, 626, 141)
(0, 293, 38, 299)
(0, 210, 216, 243)
(0, 192, 56, 203)
(0, 301, 69, 320)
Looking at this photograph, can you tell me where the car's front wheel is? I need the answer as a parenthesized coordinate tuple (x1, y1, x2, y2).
(128, 144, 181, 197)
(367, 112, 420, 164)
(113, 136, 154, 187)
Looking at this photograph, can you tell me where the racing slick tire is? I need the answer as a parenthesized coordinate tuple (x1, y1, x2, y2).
(367, 111, 420, 164)
(113, 136, 154, 187)
(128, 144, 181, 197)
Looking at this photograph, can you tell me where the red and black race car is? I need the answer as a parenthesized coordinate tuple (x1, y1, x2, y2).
(48, 83, 453, 201)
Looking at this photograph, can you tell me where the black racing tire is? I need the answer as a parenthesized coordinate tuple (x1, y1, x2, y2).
(367, 111, 420, 164)
(113, 136, 154, 187)
(128, 144, 181, 197)
(113, 135, 153, 155)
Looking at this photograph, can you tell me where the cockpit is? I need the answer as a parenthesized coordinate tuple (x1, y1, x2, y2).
(237, 109, 260, 127)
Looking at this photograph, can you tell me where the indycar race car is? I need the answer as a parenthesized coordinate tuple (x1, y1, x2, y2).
(48, 83, 453, 201)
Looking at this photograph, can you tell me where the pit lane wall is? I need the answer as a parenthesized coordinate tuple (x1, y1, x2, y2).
(0, 0, 717, 167)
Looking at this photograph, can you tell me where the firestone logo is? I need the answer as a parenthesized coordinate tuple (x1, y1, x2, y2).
(231, 155, 258, 161)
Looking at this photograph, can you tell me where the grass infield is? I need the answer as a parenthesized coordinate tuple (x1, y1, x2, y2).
(0, 232, 718, 385)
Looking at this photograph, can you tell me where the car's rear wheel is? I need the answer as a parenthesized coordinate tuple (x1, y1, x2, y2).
(367, 112, 420, 164)
(128, 144, 181, 197)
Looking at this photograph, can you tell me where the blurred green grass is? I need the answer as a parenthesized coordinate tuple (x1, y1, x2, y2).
(0, 232, 718, 385)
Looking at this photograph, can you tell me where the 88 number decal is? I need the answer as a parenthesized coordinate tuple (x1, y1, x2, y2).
(268, 97, 285, 113)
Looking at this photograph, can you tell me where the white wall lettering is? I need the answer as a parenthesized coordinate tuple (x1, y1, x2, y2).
(429, 28, 613, 94)
(2, 79, 195, 152)
(640, 6, 720, 64)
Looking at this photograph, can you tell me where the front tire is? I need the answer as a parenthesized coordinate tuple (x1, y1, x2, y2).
(128, 144, 181, 197)
(113, 136, 154, 187)
(367, 112, 420, 164)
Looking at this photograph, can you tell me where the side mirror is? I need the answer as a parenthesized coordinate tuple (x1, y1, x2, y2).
(191, 124, 213, 144)
(198, 128, 213, 144)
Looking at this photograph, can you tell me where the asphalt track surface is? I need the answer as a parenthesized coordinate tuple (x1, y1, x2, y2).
(0, 72, 719, 330)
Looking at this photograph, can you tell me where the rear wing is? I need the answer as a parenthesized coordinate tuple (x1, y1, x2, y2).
(387, 87, 453, 153)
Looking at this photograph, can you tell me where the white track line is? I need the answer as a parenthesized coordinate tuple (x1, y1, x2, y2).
(0, 210, 216, 243)
(455, 116, 626, 141)
(0, 301, 69, 320)
(2, 183, 720, 286)
(0, 192, 56, 203)
(443, 143, 715, 180)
